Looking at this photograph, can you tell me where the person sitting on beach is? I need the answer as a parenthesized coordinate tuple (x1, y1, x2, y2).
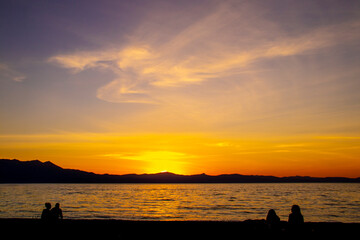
(288, 205, 304, 224)
(266, 209, 280, 225)
(41, 202, 52, 221)
(50, 203, 63, 221)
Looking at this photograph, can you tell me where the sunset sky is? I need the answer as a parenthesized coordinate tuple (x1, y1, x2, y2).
(1, 0, 360, 177)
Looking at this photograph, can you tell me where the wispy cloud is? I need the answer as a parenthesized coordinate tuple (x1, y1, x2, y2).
(314, 136, 360, 140)
(103, 151, 196, 162)
(0, 63, 26, 82)
(49, 2, 360, 104)
(102, 150, 197, 173)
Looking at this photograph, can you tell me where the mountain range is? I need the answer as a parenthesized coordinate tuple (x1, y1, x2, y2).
(1, 159, 359, 183)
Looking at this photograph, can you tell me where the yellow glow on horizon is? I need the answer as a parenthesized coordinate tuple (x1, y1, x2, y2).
(103, 151, 195, 174)
(0, 132, 359, 177)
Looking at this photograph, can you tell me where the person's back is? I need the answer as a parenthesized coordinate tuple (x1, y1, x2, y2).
(266, 209, 281, 231)
(288, 205, 304, 224)
(41, 202, 52, 221)
(266, 209, 280, 224)
(50, 203, 63, 221)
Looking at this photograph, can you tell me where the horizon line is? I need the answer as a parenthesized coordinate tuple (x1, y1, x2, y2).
(2, 159, 360, 179)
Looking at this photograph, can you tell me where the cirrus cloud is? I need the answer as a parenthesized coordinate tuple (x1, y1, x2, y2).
(49, 2, 360, 104)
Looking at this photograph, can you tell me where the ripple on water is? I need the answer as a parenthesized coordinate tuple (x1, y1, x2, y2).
(0, 183, 359, 222)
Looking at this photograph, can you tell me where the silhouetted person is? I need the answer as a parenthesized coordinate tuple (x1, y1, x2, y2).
(288, 205, 304, 224)
(266, 209, 281, 231)
(266, 209, 280, 224)
(41, 202, 52, 221)
(51, 203, 63, 221)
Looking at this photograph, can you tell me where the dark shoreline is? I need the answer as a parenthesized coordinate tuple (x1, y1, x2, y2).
(1, 218, 359, 238)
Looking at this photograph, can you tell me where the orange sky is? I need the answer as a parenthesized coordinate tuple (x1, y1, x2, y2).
(1, 133, 359, 177)
(1, 0, 360, 177)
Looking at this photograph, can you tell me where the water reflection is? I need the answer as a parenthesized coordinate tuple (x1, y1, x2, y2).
(0, 183, 359, 222)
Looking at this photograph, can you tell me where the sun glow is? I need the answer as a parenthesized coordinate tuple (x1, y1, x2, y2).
(1, 132, 360, 177)
(103, 150, 195, 174)
(127, 151, 192, 174)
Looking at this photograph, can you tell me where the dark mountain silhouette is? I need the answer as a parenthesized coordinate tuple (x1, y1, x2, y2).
(1, 159, 359, 183)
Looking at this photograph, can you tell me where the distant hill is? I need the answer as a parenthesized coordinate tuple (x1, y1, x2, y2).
(1, 159, 359, 183)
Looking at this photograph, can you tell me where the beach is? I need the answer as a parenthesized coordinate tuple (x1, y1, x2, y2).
(1, 218, 359, 238)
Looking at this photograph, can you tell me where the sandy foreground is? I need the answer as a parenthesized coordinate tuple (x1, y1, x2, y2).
(1, 218, 359, 239)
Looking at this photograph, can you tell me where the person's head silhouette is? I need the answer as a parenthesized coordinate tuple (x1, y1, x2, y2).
(266, 209, 280, 223)
(267, 209, 276, 217)
(55, 203, 60, 208)
(291, 205, 301, 214)
(45, 202, 51, 210)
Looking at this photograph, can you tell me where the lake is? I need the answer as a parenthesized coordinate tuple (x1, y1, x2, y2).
(0, 183, 359, 222)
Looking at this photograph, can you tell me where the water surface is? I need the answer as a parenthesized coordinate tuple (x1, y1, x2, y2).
(0, 183, 359, 222)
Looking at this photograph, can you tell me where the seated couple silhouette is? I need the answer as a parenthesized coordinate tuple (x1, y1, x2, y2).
(266, 205, 304, 225)
(41, 202, 63, 221)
